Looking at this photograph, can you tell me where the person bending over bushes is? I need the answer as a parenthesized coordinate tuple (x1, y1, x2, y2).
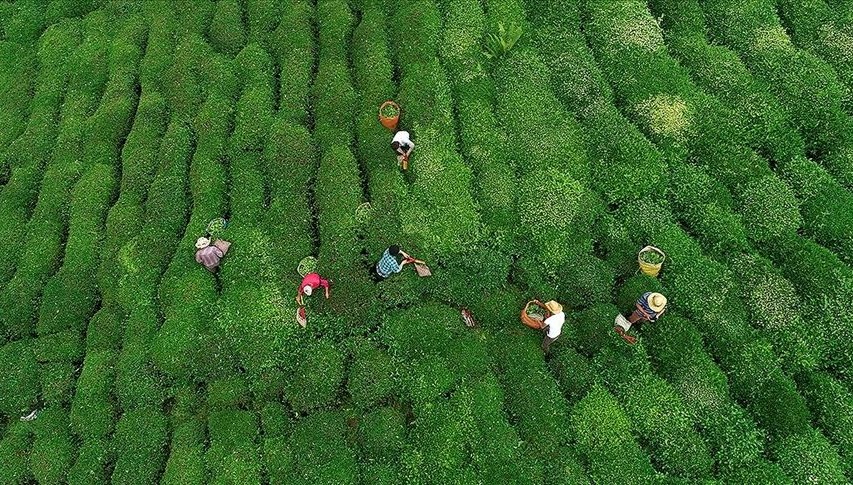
(372, 245, 412, 282)
(391, 130, 414, 170)
(194, 218, 231, 272)
(614, 292, 667, 344)
(295, 272, 331, 328)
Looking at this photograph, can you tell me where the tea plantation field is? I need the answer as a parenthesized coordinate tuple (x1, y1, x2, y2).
(1, 0, 853, 483)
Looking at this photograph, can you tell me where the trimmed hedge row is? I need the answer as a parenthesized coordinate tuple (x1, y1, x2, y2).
(797, 370, 853, 480)
(161, 419, 206, 485)
(154, 91, 233, 382)
(701, 0, 853, 190)
(571, 386, 657, 482)
(764, 235, 853, 380)
(487, 328, 585, 482)
(206, 410, 262, 483)
(28, 407, 74, 484)
(269, 0, 313, 123)
(350, 6, 408, 263)
(0, 422, 33, 483)
(382, 304, 491, 405)
(110, 407, 169, 484)
(0, 13, 111, 341)
(649, 0, 853, 267)
(639, 313, 771, 474)
(592, 343, 714, 479)
(437, 0, 518, 245)
(0, 41, 36, 158)
(0, 19, 80, 287)
(390, 0, 480, 258)
(207, 0, 244, 57)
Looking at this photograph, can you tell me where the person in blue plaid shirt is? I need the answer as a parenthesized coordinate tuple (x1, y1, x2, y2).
(373, 245, 411, 282)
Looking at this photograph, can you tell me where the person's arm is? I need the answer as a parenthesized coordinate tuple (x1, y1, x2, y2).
(296, 287, 304, 306)
(321, 279, 331, 298)
(405, 142, 414, 156)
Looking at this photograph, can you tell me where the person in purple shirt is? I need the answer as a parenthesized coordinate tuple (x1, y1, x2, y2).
(195, 236, 231, 272)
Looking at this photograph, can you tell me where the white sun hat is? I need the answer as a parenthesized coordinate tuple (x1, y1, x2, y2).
(195, 237, 211, 249)
(303, 285, 313, 296)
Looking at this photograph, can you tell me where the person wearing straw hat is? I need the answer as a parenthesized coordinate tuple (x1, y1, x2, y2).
(195, 236, 231, 272)
(614, 292, 667, 343)
(391, 130, 414, 169)
(541, 300, 565, 354)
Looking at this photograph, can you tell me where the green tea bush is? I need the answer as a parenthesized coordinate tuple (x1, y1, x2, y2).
(161, 419, 207, 485)
(206, 410, 262, 483)
(283, 339, 344, 413)
(207, 376, 249, 410)
(797, 371, 853, 479)
(0, 340, 38, 417)
(38, 361, 75, 407)
(382, 305, 473, 404)
(357, 406, 405, 462)
(208, 0, 245, 57)
(84, 306, 123, 353)
(492, 48, 589, 182)
(28, 407, 73, 485)
(2, 0, 48, 44)
(594, 345, 714, 479)
(402, 397, 470, 482)
(0, 422, 33, 483)
(263, 436, 295, 484)
(766, 235, 853, 378)
(778, 155, 853, 265)
(110, 407, 168, 484)
(702, 0, 853, 189)
(548, 347, 594, 404)
(245, 0, 281, 47)
(517, 168, 601, 268)
(67, 438, 112, 485)
(738, 175, 802, 243)
(270, 0, 312, 122)
(489, 331, 571, 455)
(568, 303, 621, 357)
(288, 411, 358, 484)
(571, 385, 657, 482)
(36, 163, 116, 338)
(438, 0, 518, 240)
(728, 339, 812, 439)
(231, 43, 273, 151)
(721, 459, 792, 484)
(772, 429, 848, 484)
(347, 338, 395, 409)
(776, 0, 853, 111)
(735, 253, 822, 371)
(0, 41, 35, 152)
(70, 350, 116, 440)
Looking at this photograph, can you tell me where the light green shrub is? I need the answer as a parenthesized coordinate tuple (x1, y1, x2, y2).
(772, 429, 848, 484)
(283, 340, 344, 413)
(571, 385, 657, 482)
(0, 340, 38, 417)
(29, 407, 74, 485)
(70, 350, 116, 440)
(347, 338, 395, 409)
(110, 407, 168, 484)
(208, 0, 245, 57)
(288, 411, 358, 484)
(161, 419, 207, 485)
(206, 410, 262, 483)
(67, 438, 112, 485)
(797, 371, 853, 479)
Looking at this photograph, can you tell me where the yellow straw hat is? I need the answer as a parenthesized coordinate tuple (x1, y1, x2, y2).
(544, 300, 563, 314)
(647, 293, 667, 312)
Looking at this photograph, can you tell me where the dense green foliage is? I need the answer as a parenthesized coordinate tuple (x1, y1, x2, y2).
(0, 0, 850, 482)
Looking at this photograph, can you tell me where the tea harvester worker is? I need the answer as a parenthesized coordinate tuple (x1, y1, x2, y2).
(391, 130, 414, 170)
(614, 292, 667, 344)
(541, 300, 565, 354)
(296, 272, 331, 306)
(195, 237, 231, 272)
(373, 245, 412, 282)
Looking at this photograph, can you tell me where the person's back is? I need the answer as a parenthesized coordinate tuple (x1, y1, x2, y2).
(374, 245, 407, 281)
(195, 237, 230, 271)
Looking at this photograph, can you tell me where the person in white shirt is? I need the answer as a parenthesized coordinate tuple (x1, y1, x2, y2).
(541, 300, 565, 354)
(391, 130, 414, 169)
